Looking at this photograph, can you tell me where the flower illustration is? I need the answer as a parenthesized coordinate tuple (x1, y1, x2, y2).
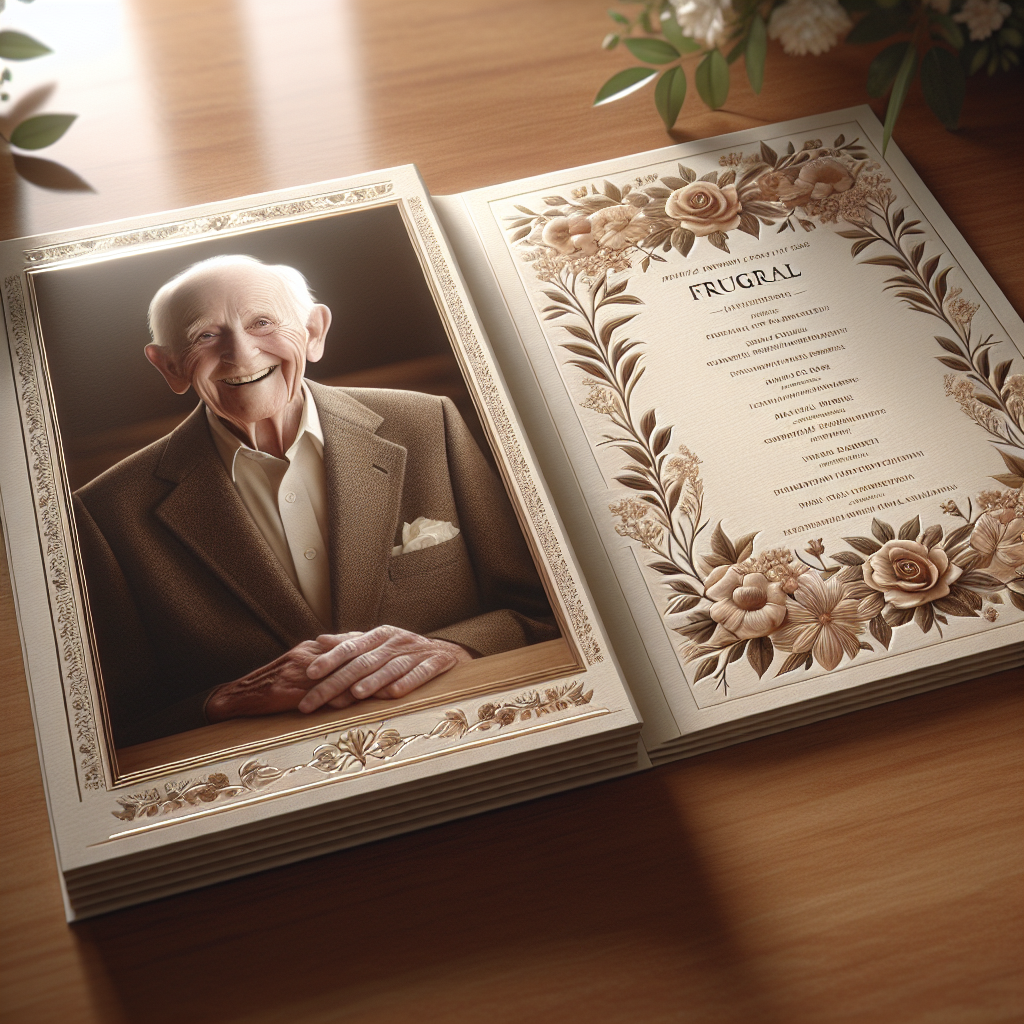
(704, 565, 788, 642)
(967, 512, 1024, 582)
(541, 215, 597, 256)
(589, 205, 647, 250)
(772, 572, 866, 671)
(768, 0, 852, 55)
(1003, 374, 1024, 426)
(757, 168, 813, 207)
(609, 497, 663, 549)
(862, 538, 963, 609)
(665, 181, 741, 236)
(794, 156, 854, 200)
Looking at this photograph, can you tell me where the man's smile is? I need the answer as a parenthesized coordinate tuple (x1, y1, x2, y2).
(220, 365, 278, 386)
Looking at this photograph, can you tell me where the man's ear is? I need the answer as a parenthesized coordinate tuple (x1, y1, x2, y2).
(304, 304, 331, 364)
(145, 343, 192, 395)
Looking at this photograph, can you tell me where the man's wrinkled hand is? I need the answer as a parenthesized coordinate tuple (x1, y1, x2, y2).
(297, 625, 473, 712)
(205, 634, 360, 722)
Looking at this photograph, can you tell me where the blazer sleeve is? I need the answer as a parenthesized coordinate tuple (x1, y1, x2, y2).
(423, 397, 560, 656)
(73, 495, 217, 747)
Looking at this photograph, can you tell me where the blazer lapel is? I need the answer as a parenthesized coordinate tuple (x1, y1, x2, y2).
(310, 383, 407, 633)
(153, 406, 324, 647)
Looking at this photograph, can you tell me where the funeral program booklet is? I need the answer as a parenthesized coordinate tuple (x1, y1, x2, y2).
(435, 106, 1023, 759)
(1, 108, 1020, 919)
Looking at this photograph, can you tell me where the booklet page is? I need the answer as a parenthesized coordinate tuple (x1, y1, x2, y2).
(458, 110, 1023, 723)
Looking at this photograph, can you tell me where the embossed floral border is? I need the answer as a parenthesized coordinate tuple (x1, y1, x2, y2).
(501, 133, 1023, 695)
(109, 680, 599, 825)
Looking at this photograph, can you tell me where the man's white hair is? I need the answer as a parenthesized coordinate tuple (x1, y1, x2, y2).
(148, 254, 317, 349)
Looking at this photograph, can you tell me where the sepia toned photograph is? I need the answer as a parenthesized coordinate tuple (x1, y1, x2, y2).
(27, 200, 578, 780)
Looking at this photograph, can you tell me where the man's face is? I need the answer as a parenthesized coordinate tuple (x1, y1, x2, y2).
(153, 264, 325, 431)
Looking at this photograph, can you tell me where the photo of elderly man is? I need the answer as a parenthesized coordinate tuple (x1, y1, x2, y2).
(73, 254, 557, 747)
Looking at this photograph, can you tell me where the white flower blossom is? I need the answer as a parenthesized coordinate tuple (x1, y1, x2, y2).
(669, 0, 735, 49)
(954, 0, 1011, 40)
(768, 0, 852, 56)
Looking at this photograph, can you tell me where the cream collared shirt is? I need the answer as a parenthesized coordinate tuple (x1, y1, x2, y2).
(207, 382, 332, 627)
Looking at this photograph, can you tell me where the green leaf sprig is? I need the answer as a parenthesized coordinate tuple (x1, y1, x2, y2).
(0, 4, 77, 152)
(596, 0, 1023, 150)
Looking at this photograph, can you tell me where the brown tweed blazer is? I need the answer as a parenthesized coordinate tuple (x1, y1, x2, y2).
(74, 383, 557, 746)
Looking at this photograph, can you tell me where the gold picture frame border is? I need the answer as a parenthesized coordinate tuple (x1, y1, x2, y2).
(4, 176, 601, 796)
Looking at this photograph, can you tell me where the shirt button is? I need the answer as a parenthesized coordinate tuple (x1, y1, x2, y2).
(304, 548, 317, 560)
(284, 491, 296, 503)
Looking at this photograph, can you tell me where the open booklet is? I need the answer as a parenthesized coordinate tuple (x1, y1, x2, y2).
(1, 107, 1019, 920)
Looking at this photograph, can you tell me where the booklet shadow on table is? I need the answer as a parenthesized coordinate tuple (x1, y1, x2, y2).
(1, 106, 1019, 920)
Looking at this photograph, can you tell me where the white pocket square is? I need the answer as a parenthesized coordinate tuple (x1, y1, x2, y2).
(392, 517, 460, 556)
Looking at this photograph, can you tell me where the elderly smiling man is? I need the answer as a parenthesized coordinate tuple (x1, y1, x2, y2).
(73, 254, 556, 747)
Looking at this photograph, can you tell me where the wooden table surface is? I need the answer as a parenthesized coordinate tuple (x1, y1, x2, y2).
(0, 1, 1021, 1021)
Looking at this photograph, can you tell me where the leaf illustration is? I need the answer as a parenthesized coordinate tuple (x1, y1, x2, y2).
(898, 515, 921, 540)
(733, 531, 758, 562)
(747, 635, 774, 677)
(958, 570, 1006, 591)
(992, 473, 1024, 488)
(710, 522, 737, 562)
(668, 595, 701, 613)
(777, 650, 810, 675)
(669, 579, 701, 595)
(935, 336, 963, 356)
(883, 604, 915, 627)
(737, 212, 760, 237)
(977, 348, 991, 380)
(933, 589, 981, 616)
(615, 472, 654, 492)
(649, 560, 683, 575)
(863, 255, 911, 270)
(920, 523, 943, 548)
(727, 641, 748, 664)
(567, 360, 614, 386)
(942, 522, 975, 549)
(675, 613, 716, 642)
(600, 313, 638, 347)
(831, 551, 865, 566)
(693, 656, 718, 682)
(914, 602, 935, 633)
(935, 356, 972, 372)
(759, 140, 778, 167)
(843, 535, 881, 556)
(706, 230, 731, 252)
(869, 613, 892, 649)
(872, 518, 895, 543)
(619, 444, 653, 467)
(602, 180, 623, 202)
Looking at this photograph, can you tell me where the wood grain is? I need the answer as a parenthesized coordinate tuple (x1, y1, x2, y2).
(0, 1, 1021, 1021)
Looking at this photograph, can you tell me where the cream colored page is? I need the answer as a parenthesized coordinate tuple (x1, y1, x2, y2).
(476, 116, 1023, 711)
